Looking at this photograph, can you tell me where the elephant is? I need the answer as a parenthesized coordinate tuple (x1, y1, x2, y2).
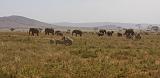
(124, 29, 135, 39)
(117, 32, 123, 37)
(51, 36, 73, 46)
(135, 33, 141, 40)
(55, 30, 63, 36)
(29, 28, 40, 36)
(107, 31, 114, 36)
(72, 30, 82, 37)
(45, 28, 54, 35)
(99, 29, 106, 34)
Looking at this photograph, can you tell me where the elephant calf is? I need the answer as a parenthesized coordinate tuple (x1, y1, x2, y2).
(117, 32, 122, 37)
(50, 36, 73, 46)
(135, 33, 141, 40)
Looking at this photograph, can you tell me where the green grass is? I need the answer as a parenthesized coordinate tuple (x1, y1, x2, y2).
(0, 32, 160, 78)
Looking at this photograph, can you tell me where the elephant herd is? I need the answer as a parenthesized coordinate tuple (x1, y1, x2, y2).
(98, 29, 114, 36)
(29, 28, 142, 40)
(124, 29, 141, 40)
(97, 29, 141, 40)
(29, 28, 82, 37)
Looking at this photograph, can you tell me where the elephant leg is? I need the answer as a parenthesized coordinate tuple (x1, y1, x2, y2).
(32, 32, 34, 36)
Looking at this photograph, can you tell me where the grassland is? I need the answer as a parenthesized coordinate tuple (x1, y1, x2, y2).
(0, 32, 160, 78)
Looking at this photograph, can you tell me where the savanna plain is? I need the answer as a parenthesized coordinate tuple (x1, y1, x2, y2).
(0, 32, 160, 78)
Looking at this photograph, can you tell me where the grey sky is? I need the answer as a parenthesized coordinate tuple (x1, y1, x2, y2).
(0, 0, 160, 24)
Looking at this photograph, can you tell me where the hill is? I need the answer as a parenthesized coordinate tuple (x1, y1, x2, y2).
(0, 15, 54, 28)
(54, 22, 153, 30)
(0, 15, 97, 31)
(0, 15, 159, 31)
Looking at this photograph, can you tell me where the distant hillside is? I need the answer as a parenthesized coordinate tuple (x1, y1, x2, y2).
(0, 15, 54, 28)
(54, 22, 155, 30)
(0, 15, 159, 31)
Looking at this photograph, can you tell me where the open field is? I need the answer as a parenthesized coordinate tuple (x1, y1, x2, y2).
(0, 32, 160, 78)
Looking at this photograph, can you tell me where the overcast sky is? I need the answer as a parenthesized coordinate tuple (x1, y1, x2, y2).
(0, 0, 160, 24)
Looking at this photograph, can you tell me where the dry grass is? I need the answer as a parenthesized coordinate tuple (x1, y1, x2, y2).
(0, 32, 160, 78)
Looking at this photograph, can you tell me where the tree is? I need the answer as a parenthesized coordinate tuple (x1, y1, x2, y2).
(10, 28, 15, 31)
